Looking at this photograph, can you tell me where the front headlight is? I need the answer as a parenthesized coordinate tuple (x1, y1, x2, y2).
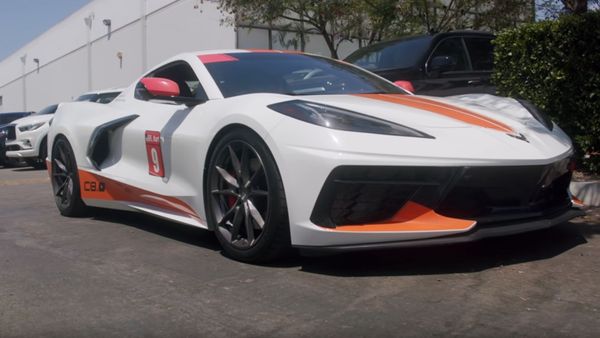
(18, 122, 46, 132)
(517, 99, 553, 131)
(268, 100, 433, 138)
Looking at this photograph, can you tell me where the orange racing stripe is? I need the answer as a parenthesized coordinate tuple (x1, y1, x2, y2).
(46, 160, 52, 177)
(332, 201, 475, 232)
(356, 94, 514, 134)
(78, 170, 203, 222)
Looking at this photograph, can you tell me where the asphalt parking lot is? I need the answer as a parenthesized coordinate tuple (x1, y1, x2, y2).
(1, 166, 599, 337)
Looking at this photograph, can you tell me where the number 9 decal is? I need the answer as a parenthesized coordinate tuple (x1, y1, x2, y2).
(145, 131, 165, 177)
(151, 148, 160, 173)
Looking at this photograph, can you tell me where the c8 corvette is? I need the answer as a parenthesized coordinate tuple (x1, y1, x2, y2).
(48, 50, 583, 262)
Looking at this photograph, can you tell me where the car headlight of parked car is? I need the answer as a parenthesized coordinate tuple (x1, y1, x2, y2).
(18, 122, 46, 132)
(517, 99, 554, 131)
(268, 100, 433, 138)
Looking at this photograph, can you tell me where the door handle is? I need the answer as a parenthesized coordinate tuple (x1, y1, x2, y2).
(468, 80, 482, 86)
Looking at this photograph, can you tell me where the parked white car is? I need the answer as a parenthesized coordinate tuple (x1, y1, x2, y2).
(6, 88, 123, 168)
(5, 104, 57, 168)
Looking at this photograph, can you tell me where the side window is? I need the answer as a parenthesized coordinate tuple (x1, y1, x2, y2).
(353, 51, 381, 71)
(428, 38, 468, 73)
(137, 61, 208, 101)
(464, 38, 494, 71)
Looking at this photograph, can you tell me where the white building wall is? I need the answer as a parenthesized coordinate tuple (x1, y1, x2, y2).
(0, 0, 360, 113)
(0, 80, 24, 113)
(146, 0, 236, 68)
(237, 28, 270, 50)
(238, 26, 362, 59)
(27, 48, 89, 106)
(0, 0, 235, 112)
(90, 22, 144, 90)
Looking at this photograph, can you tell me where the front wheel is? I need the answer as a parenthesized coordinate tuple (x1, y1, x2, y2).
(31, 138, 47, 169)
(51, 137, 88, 216)
(206, 129, 290, 263)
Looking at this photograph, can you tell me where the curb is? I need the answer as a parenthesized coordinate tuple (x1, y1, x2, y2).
(570, 181, 600, 207)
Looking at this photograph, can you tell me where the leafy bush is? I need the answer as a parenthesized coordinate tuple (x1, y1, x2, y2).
(493, 11, 600, 173)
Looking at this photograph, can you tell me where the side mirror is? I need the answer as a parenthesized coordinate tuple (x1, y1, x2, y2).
(140, 77, 180, 97)
(139, 77, 205, 107)
(429, 55, 457, 73)
(393, 80, 415, 93)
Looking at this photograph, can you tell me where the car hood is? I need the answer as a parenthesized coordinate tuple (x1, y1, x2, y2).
(272, 92, 572, 162)
(10, 114, 53, 126)
(299, 93, 541, 131)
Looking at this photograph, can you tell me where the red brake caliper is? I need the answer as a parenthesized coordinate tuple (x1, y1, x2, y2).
(227, 195, 237, 208)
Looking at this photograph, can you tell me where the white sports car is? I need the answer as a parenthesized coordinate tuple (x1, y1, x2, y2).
(47, 50, 583, 262)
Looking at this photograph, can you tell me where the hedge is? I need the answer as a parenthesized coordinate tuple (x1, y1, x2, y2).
(492, 11, 600, 174)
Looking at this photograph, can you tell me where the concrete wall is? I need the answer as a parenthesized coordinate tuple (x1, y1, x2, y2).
(238, 26, 362, 59)
(0, 0, 362, 113)
(0, 0, 236, 112)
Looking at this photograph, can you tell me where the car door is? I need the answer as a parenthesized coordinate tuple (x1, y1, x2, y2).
(463, 37, 495, 95)
(419, 37, 488, 96)
(117, 61, 208, 186)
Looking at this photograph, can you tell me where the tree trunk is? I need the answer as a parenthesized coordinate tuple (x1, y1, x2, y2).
(322, 32, 339, 59)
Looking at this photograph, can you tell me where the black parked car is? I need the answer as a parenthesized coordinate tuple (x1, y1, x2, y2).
(0, 112, 33, 166)
(345, 31, 495, 96)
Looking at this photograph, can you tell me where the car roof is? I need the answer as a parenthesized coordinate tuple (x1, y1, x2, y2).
(343, 30, 495, 64)
(168, 49, 319, 62)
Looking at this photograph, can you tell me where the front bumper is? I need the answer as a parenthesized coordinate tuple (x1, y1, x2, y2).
(5, 143, 39, 159)
(5, 124, 48, 160)
(5, 134, 42, 159)
(296, 208, 584, 252)
(283, 152, 579, 247)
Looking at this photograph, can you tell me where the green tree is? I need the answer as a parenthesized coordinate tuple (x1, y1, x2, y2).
(219, 0, 537, 58)
(537, 0, 599, 18)
(219, 0, 363, 58)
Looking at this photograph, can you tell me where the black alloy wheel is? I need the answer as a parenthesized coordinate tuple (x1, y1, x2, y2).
(206, 129, 290, 262)
(51, 137, 87, 216)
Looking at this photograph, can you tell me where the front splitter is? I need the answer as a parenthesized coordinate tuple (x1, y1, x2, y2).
(296, 208, 585, 253)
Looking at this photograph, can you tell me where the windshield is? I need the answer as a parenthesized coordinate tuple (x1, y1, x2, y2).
(345, 36, 431, 71)
(75, 91, 120, 103)
(75, 93, 97, 102)
(32, 104, 58, 116)
(203, 53, 404, 98)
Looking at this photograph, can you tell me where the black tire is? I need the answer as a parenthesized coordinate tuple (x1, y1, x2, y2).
(205, 128, 290, 263)
(32, 138, 47, 169)
(51, 136, 88, 216)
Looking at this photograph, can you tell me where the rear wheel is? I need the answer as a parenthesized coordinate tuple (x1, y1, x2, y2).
(206, 129, 290, 263)
(51, 137, 87, 216)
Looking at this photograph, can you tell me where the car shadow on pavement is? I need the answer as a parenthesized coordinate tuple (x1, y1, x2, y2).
(294, 220, 599, 277)
(90, 208, 222, 251)
(86, 206, 599, 277)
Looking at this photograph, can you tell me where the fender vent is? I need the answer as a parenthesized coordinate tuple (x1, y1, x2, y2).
(87, 115, 138, 169)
